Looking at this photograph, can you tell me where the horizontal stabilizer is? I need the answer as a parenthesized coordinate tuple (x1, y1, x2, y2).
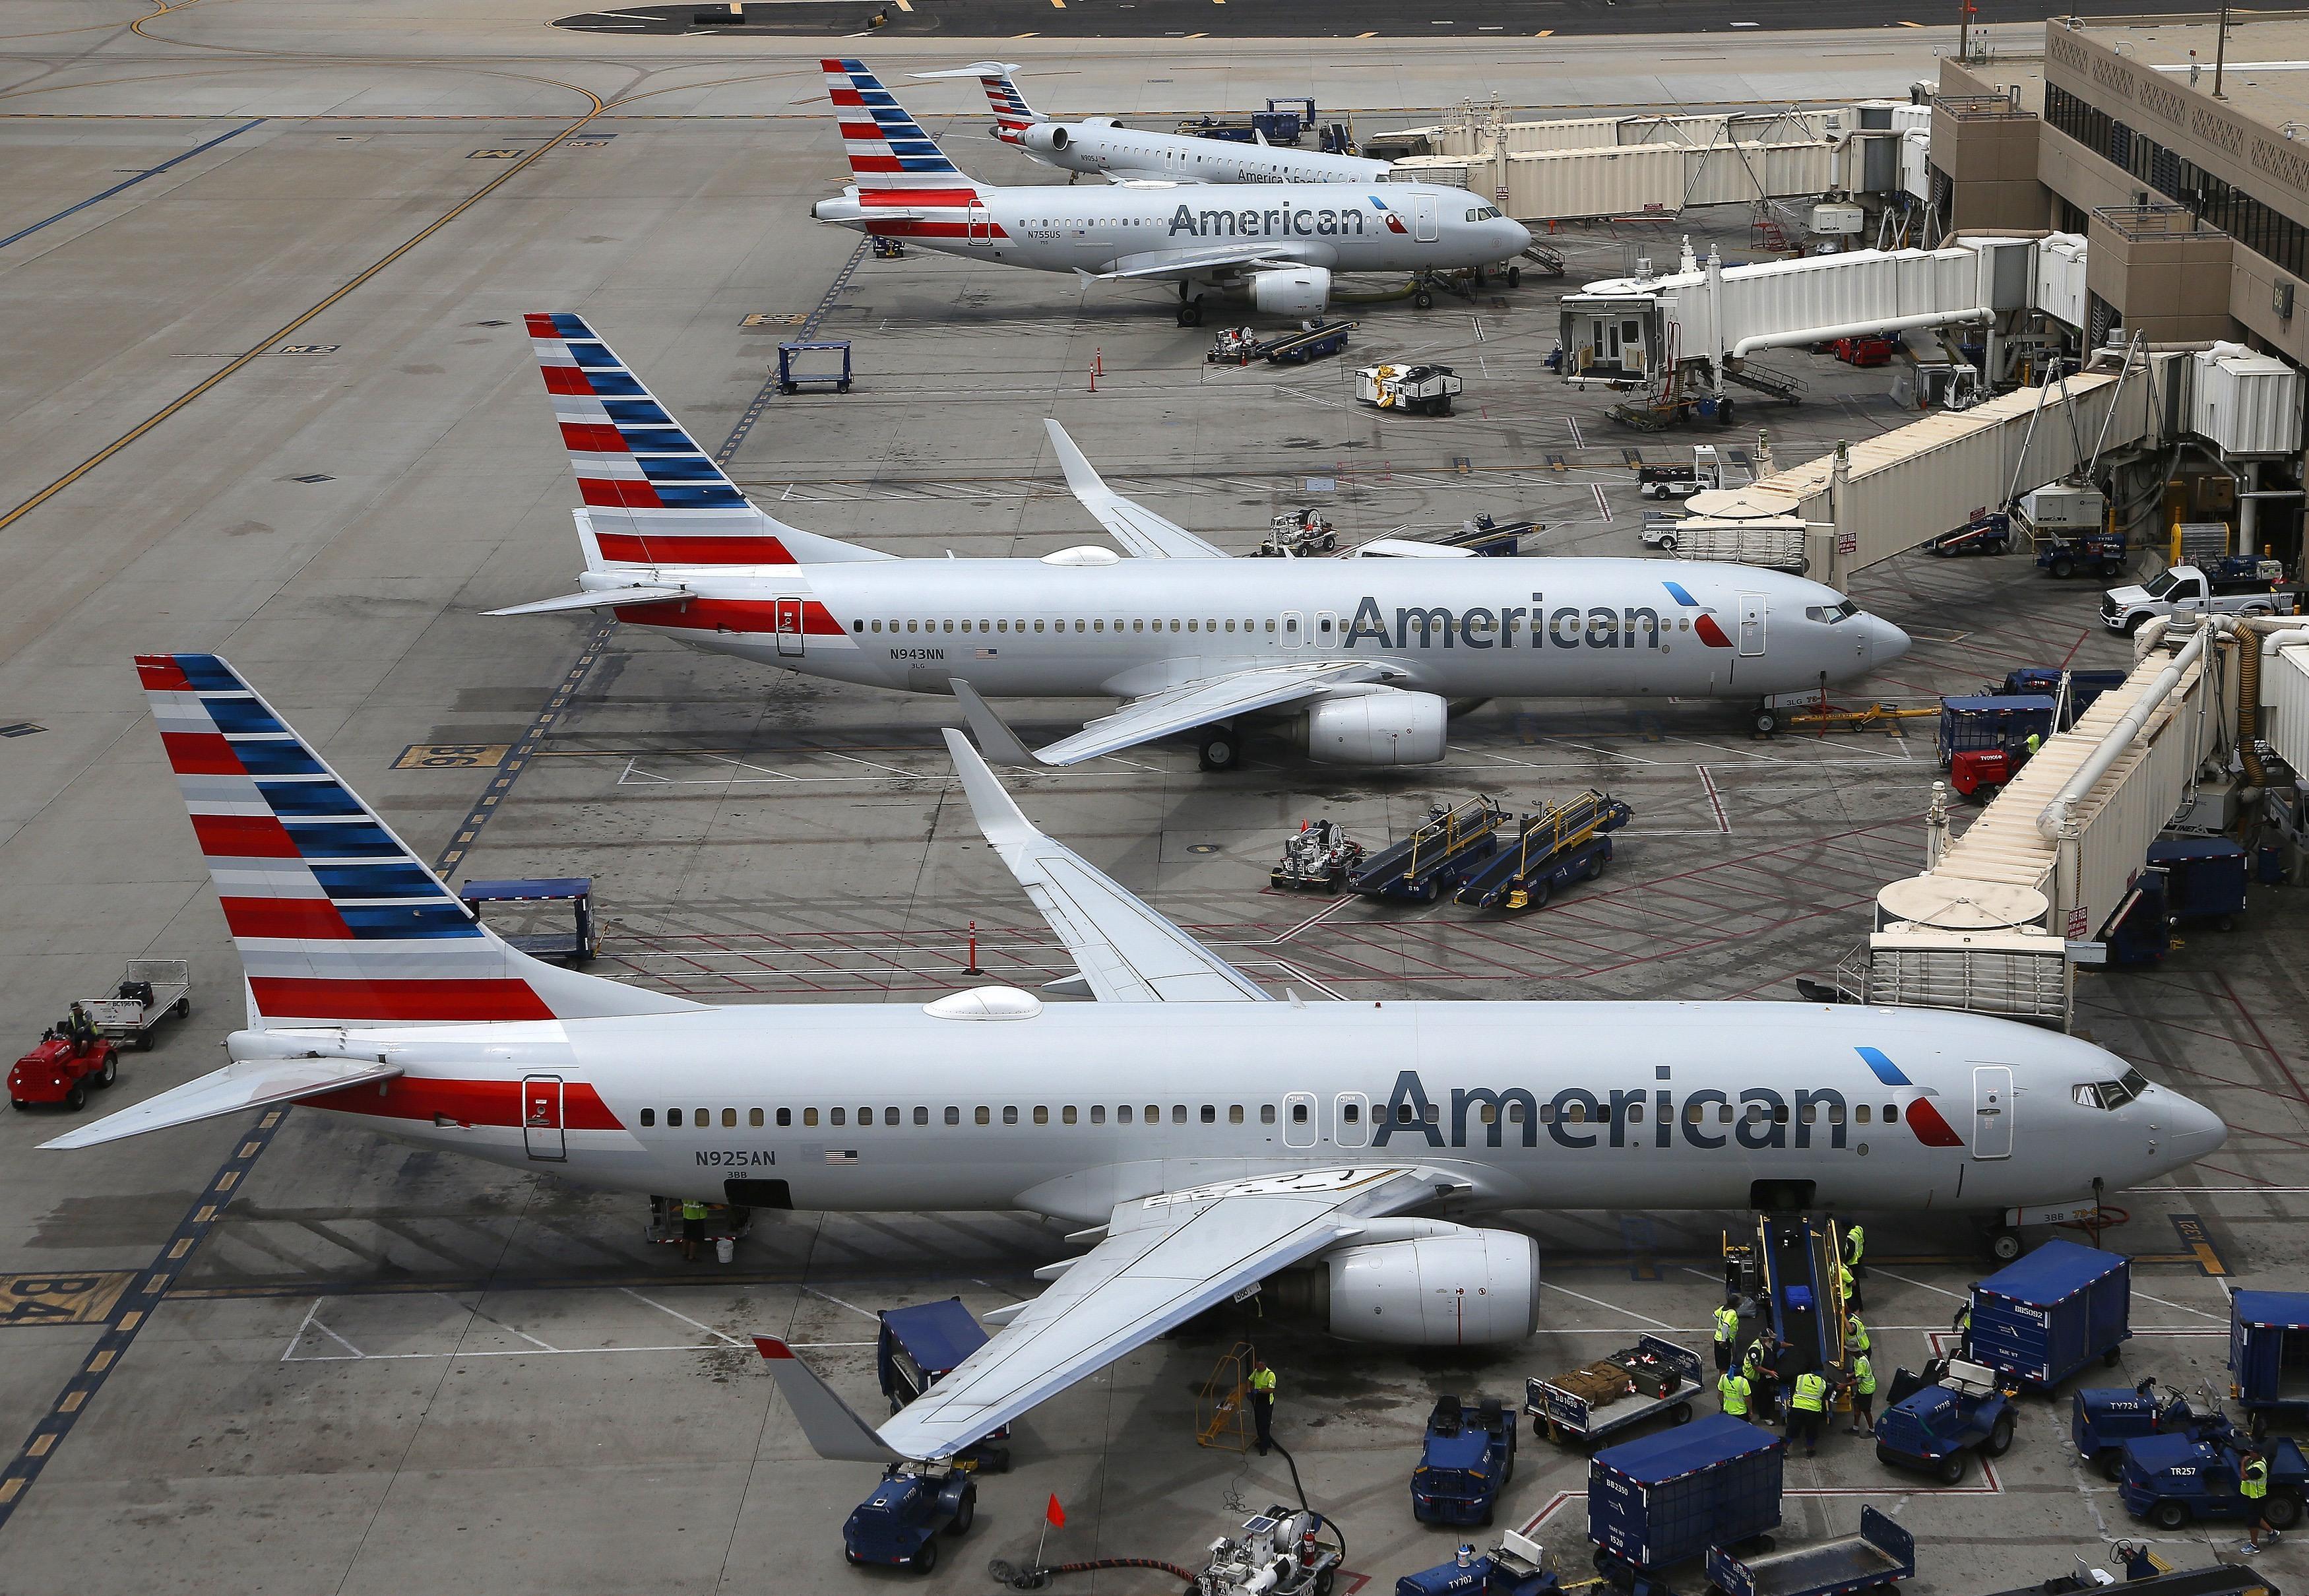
(753, 1337, 908, 1462)
(40, 1056, 405, 1150)
(484, 586, 691, 617)
(949, 679, 1038, 766)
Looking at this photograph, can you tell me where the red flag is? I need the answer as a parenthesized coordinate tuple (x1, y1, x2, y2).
(1045, 1494, 1065, 1529)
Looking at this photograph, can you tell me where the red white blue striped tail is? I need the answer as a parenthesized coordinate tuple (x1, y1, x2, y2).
(825, 57, 980, 198)
(973, 63, 1040, 140)
(138, 653, 701, 1028)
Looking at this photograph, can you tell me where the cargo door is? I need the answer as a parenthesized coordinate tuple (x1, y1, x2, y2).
(1414, 193, 1439, 241)
(522, 1075, 566, 1162)
(1738, 592, 1767, 656)
(1284, 1091, 1317, 1149)
(774, 596, 805, 657)
(1333, 1091, 1370, 1148)
(1971, 1065, 2013, 1159)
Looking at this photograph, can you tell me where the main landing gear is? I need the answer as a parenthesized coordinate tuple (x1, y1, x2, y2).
(1197, 724, 1240, 771)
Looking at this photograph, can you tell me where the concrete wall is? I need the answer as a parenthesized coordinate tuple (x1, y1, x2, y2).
(1930, 107, 2050, 230)
(2086, 213, 2236, 340)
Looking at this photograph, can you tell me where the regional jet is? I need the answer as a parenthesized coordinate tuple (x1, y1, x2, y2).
(915, 61, 1395, 187)
(493, 313, 1910, 768)
(811, 58, 1524, 324)
(52, 654, 2225, 1463)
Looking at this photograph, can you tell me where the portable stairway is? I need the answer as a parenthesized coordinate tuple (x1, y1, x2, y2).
(1519, 243, 1567, 278)
(1728, 1213, 1852, 1383)
(1260, 320, 1356, 365)
(1721, 360, 1807, 405)
(1453, 790, 1631, 910)
(1347, 796, 1508, 903)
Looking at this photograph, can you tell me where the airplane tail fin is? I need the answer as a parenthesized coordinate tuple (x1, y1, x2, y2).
(524, 312, 889, 569)
(753, 1337, 908, 1462)
(914, 63, 1042, 143)
(135, 653, 706, 1028)
(823, 57, 984, 198)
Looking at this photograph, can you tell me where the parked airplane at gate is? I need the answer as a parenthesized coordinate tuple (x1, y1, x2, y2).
(810, 58, 1525, 324)
(52, 654, 2225, 1464)
(492, 313, 1910, 767)
(914, 61, 1394, 187)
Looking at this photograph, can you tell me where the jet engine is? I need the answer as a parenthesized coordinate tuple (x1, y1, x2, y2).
(1292, 687, 1447, 766)
(1271, 1227, 1540, 1345)
(1021, 123, 1071, 154)
(1250, 267, 1332, 316)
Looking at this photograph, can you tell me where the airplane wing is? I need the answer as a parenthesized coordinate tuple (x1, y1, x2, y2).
(1042, 419, 1227, 559)
(940, 726, 1269, 1002)
(1092, 242, 1320, 281)
(40, 1056, 404, 1150)
(757, 1165, 1459, 1461)
(1034, 660, 1397, 766)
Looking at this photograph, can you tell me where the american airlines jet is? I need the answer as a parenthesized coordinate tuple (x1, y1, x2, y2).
(53, 654, 2225, 1464)
(810, 58, 1525, 325)
(914, 61, 1395, 187)
(493, 314, 1910, 768)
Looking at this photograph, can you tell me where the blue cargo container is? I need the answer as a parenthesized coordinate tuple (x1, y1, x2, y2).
(1968, 1240, 2131, 1391)
(2144, 837, 2249, 929)
(1589, 1413, 1783, 1580)
(2229, 1289, 2309, 1436)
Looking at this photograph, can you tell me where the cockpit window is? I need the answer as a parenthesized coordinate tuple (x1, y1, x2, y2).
(2075, 1072, 2148, 1110)
(2120, 1068, 2150, 1098)
(1802, 602, 1861, 623)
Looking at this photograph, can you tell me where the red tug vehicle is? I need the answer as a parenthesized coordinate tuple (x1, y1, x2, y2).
(10, 1026, 119, 1112)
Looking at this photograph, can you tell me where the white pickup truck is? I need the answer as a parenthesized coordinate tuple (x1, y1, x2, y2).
(2101, 561, 2300, 633)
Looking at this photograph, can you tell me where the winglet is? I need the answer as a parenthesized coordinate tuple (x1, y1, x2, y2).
(949, 680, 1041, 767)
(752, 1337, 910, 1463)
(1042, 417, 1111, 506)
(940, 728, 1037, 849)
(1040, 420, 1228, 559)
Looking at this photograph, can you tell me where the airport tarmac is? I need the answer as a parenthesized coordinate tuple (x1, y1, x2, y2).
(1, 5, 2304, 1594)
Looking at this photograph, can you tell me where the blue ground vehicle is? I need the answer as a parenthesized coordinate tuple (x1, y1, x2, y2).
(1874, 1358, 2016, 1484)
(2230, 1290, 2309, 1438)
(1936, 695, 2056, 798)
(1589, 1414, 1783, 1593)
(2145, 837, 2249, 931)
(877, 1299, 1011, 1471)
(1968, 1239, 2131, 1391)
(1414, 1395, 1519, 1526)
(2119, 1433, 2309, 1532)
(843, 1465, 977, 1572)
(1455, 791, 1631, 912)
(2073, 1380, 2234, 1479)
(1350, 796, 1507, 903)
(1526, 1337, 1704, 1447)
(1996, 669, 2130, 723)
(2037, 530, 2130, 580)
(1397, 1530, 1562, 1596)
(1705, 1507, 1914, 1596)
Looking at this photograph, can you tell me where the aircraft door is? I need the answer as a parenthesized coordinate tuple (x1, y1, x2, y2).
(967, 202, 992, 245)
(1971, 1066, 2013, 1159)
(1414, 194, 1439, 241)
(522, 1075, 566, 1162)
(1282, 610, 1305, 649)
(1315, 610, 1339, 651)
(1334, 1091, 1370, 1148)
(774, 596, 805, 657)
(1737, 592, 1766, 656)
(1284, 1091, 1317, 1149)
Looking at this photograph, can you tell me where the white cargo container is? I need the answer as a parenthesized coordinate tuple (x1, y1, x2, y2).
(2034, 234, 2088, 330)
(2270, 641, 2309, 775)
(1654, 515, 1810, 571)
(2192, 343, 2305, 456)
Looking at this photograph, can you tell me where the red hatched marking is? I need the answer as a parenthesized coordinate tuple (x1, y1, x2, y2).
(250, 976, 554, 1023)
(220, 897, 349, 940)
(307, 1075, 623, 1129)
(594, 532, 793, 565)
(191, 812, 300, 860)
(135, 655, 195, 691)
(160, 731, 243, 776)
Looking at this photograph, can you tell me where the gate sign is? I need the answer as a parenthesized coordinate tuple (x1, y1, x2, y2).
(2066, 905, 2090, 938)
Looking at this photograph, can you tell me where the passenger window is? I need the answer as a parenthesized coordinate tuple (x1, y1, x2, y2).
(913, 1106, 926, 1126)
(976, 1106, 990, 1125)
(1228, 1105, 1244, 1124)
(641, 1108, 656, 1127)
(1266, 619, 1277, 632)
(1172, 1105, 1186, 1124)
(1342, 1103, 1360, 1124)
(1746, 1104, 1765, 1123)
(722, 1108, 737, 1128)
(1480, 1104, 1498, 1124)
(858, 1106, 872, 1125)
(1034, 1106, 1049, 1125)
(1856, 1104, 1872, 1124)
(1424, 1104, 1439, 1124)
(831, 1108, 846, 1126)
(1201, 1105, 1217, 1124)
(945, 1106, 959, 1125)
(1566, 1102, 1587, 1124)
(694, 1108, 706, 1126)
(1062, 1106, 1077, 1125)
(1772, 1105, 1790, 1124)
(1004, 1106, 1019, 1125)
(1091, 1105, 1106, 1124)
(804, 1108, 819, 1127)
(778, 1108, 792, 1127)
(1506, 1102, 1525, 1123)
(668, 1108, 683, 1127)
(1397, 1103, 1414, 1124)
(1801, 1105, 1818, 1124)
(885, 1107, 899, 1126)
(1684, 1102, 1703, 1124)
(1118, 1104, 1133, 1124)
(1540, 1103, 1556, 1123)
(750, 1108, 763, 1127)
(1719, 1104, 1733, 1123)
(1035, 620, 1045, 632)
(1885, 1104, 1900, 1124)
(1829, 1104, 1845, 1124)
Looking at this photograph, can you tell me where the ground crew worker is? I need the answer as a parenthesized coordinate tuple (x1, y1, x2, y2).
(1790, 1369, 1828, 1456)
(1952, 1289, 1975, 1358)
(2241, 1450, 2279, 1553)
(2023, 732, 2042, 759)
(1713, 1300, 1741, 1374)
(1842, 1223, 1866, 1279)
(1719, 1366, 1753, 1421)
(1838, 1260, 1862, 1314)
(1847, 1313, 1871, 1358)
(1744, 1333, 1781, 1422)
(1846, 1353, 1878, 1434)
(680, 1197, 707, 1261)
(1250, 1357, 1278, 1456)
(66, 1002, 96, 1054)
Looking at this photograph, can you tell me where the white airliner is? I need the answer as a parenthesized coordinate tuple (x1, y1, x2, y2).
(52, 653, 2225, 1465)
(809, 57, 1526, 324)
(914, 61, 1394, 187)
(491, 313, 1910, 767)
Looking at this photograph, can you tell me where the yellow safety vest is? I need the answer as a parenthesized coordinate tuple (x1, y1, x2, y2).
(1743, 1341, 1767, 1373)
(1793, 1372, 1827, 1413)
(2243, 1458, 2269, 1500)
(1719, 1372, 1752, 1415)
(1845, 1225, 1865, 1263)
(1853, 1355, 1876, 1395)
(1715, 1306, 1740, 1344)
(681, 1200, 707, 1221)
(1251, 1368, 1277, 1397)
(1848, 1318, 1871, 1353)
(1839, 1264, 1854, 1296)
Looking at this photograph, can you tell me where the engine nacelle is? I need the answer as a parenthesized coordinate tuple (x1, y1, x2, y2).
(1021, 123, 1071, 154)
(1293, 687, 1447, 766)
(1318, 1230, 1541, 1345)
(1250, 266, 1332, 316)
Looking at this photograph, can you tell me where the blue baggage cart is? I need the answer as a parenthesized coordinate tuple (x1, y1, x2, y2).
(2145, 837, 2248, 930)
(1589, 1414, 1783, 1593)
(2230, 1289, 2309, 1438)
(1967, 1239, 2131, 1391)
(877, 1300, 1010, 1471)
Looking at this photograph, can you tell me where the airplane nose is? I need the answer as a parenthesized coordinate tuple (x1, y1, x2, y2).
(1503, 218, 1533, 254)
(1862, 613, 1911, 667)
(2167, 1092, 2229, 1159)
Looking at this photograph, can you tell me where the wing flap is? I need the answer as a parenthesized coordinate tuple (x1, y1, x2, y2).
(1033, 662, 1393, 766)
(1042, 420, 1226, 559)
(40, 1057, 405, 1150)
(1095, 243, 1314, 280)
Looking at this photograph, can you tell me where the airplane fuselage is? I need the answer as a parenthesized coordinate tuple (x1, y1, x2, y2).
(598, 554, 1903, 703)
(294, 1001, 2219, 1221)
(1017, 121, 1393, 186)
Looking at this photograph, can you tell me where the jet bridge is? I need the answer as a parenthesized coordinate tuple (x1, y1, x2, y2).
(1847, 618, 2248, 1029)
